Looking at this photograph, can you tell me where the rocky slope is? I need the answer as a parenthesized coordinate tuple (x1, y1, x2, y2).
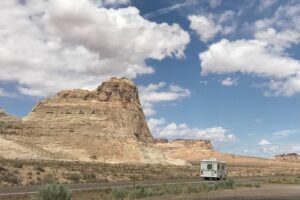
(0, 78, 186, 165)
(275, 153, 300, 162)
(0, 108, 21, 134)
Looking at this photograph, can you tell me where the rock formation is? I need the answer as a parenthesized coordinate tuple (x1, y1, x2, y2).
(275, 153, 300, 162)
(0, 108, 21, 134)
(0, 78, 186, 165)
(155, 139, 214, 162)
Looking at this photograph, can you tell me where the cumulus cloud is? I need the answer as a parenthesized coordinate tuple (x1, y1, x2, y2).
(188, 11, 235, 43)
(259, 139, 271, 146)
(255, 28, 300, 53)
(200, 39, 300, 96)
(189, 15, 222, 42)
(221, 77, 238, 86)
(0, 0, 190, 97)
(148, 118, 237, 142)
(139, 82, 190, 116)
(198, 2, 300, 96)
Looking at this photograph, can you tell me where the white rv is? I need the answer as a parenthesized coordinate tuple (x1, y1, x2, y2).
(200, 158, 227, 180)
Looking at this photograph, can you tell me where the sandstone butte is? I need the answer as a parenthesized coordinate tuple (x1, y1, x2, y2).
(0, 77, 299, 167)
(0, 77, 187, 165)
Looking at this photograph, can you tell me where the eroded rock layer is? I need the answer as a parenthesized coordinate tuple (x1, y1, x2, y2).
(12, 77, 186, 165)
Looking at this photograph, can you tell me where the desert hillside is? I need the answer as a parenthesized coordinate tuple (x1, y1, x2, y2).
(155, 139, 300, 168)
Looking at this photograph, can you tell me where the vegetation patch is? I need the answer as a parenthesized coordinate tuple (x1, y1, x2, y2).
(266, 176, 300, 184)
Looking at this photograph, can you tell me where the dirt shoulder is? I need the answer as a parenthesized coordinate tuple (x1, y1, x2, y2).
(143, 184, 300, 200)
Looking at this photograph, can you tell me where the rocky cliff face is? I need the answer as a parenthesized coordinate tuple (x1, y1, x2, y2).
(155, 139, 214, 162)
(11, 77, 186, 165)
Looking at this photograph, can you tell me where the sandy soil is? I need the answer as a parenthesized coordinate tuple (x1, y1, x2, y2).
(143, 184, 300, 200)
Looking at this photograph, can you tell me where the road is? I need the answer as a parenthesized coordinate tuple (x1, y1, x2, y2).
(0, 176, 278, 197)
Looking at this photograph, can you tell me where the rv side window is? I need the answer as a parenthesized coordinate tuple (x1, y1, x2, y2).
(222, 165, 225, 170)
(207, 164, 212, 170)
(218, 164, 220, 170)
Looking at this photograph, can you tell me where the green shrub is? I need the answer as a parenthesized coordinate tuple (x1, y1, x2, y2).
(111, 187, 128, 199)
(31, 183, 71, 200)
(224, 178, 235, 189)
(128, 186, 146, 199)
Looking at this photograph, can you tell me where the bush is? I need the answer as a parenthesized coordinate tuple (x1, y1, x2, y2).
(43, 174, 56, 184)
(2, 173, 20, 185)
(67, 173, 81, 183)
(13, 163, 23, 168)
(0, 166, 7, 172)
(31, 183, 71, 200)
(128, 186, 146, 199)
(82, 172, 96, 182)
(224, 178, 235, 189)
(111, 187, 128, 199)
(34, 166, 45, 172)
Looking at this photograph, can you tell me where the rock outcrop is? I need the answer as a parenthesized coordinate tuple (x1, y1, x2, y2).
(275, 153, 300, 162)
(155, 139, 214, 161)
(2, 77, 185, 165)
(0, 108, 21, 134)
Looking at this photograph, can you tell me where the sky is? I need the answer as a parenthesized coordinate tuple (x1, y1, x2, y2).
(0, 0, 300, 158)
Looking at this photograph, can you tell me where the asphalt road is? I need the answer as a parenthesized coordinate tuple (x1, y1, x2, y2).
(0, 176, 276, 197)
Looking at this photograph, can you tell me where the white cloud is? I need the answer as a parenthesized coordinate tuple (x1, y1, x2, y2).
(189, 15, 221, 42)
(254, 2, 300, 34)
(101, 0, 130, 6)
(291, 146, 300, 153)
(273, 129, 298, 137)
(208, 0, 222, 8)
(148, 118, 237, 142)
(262, 146, 277, 153)
(0, 88, 15, 98)
(188, 11, 235, 43)
(221, 77, 238, 86)
(143, 0, 199, 19)
(0, 0, 190, 97)
(259, 139, 271, 146)
(91, 0, 130, 7)
(139, 82, 190, 116)
(218, 10, 235, 23)
(198, 2, 300, 96)
(200, 39, 300, 96)
(258, 0, 278, 11)
(255, 28, 300, 53)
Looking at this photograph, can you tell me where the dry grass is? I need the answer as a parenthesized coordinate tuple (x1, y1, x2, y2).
(0, 158, 300, 187)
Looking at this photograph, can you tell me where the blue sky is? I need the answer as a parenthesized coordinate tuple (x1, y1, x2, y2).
(0, 0, 299, 157)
